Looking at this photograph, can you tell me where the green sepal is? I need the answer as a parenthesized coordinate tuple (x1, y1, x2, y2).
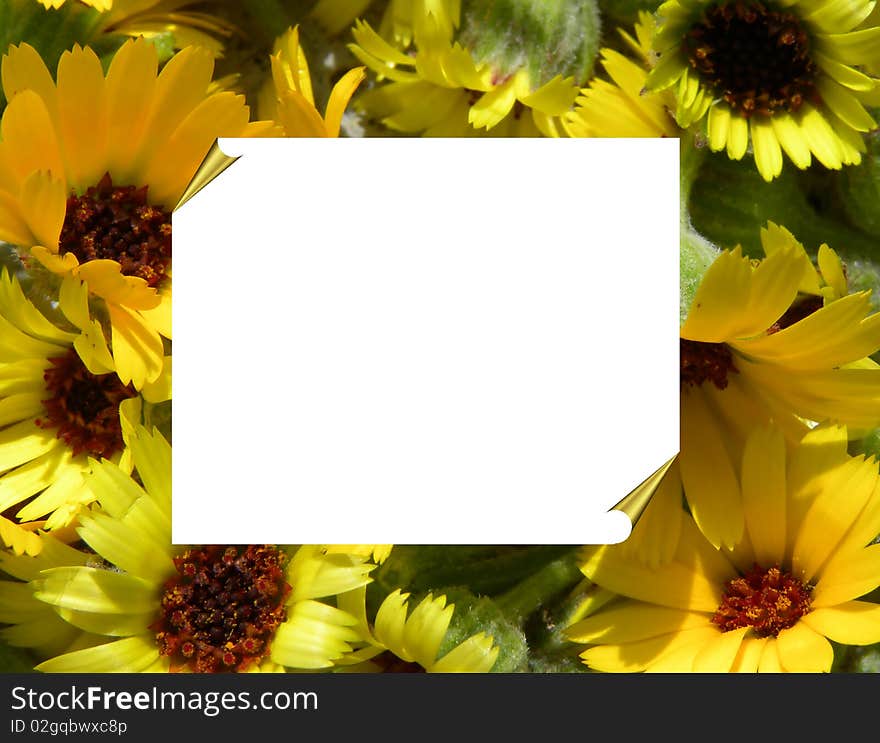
(368, 545, 574, 609)
(458, 0, 602, 87)
(429, 585, 530, 672)
(688, 151, 879, 260)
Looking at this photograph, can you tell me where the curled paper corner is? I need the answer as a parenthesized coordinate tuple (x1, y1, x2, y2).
(609, 454, 679, 531)
(174, 139, 241, 212)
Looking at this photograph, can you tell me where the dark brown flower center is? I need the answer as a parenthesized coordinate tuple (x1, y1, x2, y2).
(35, 349, 136, 459)
(680, 339, 738, 389)
(59, 172, 171, 287)
(372, 652, 426, 673)
(768, 294, 824, 333)
(683, 1, 817, 118)
(154, 545, 290, 673)
(713, 564, 813, 637)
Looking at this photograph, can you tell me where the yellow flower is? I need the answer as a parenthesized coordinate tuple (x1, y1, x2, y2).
(324, 544, 393, 563)
(628, 223, 880, 565)
(348, 8, 579, 136)
(337, 587, 500, 672)
(0, 269, 152, 537)
(0, 38, 271, 389)
(28, 426, 379, 673)
(647, 0, 880, 181)
(677, 223, 880, 552)
(568, 423, 880, 673)
(312, 0, 458, 45)
(564, 12, 678, 138)
(258, 26, 365, 137)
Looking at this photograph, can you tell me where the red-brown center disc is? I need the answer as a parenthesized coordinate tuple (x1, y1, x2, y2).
(683, 1, 817, 118)
(35, 348, 136, 459)
(680, 339, 738, 389)
(154, 545, 291, 673)
(713, 564, 813, 637)
(59, 172, 171, 287)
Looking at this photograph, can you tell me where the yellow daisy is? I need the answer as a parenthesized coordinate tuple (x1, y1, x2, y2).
(628, 222, 880, 566)
(348, 8, 580, 136)
(257, 26, 365, 137)
(0, 268, 152, 537)
(0, 38, 270, 389)
(568, 423, 880, 673)
(676, 222, 880, 553)
(337, 587, 500, 672)
(29, 425, 379, 673)
(564, 12, 678, 138)
(646, 0, 880, 181)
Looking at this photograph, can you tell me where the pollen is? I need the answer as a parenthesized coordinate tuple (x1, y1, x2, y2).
(153, 545, 290, 673)
(680, 339, 738, 389)
(59, 172, 172, 287)
(35, 349, 136, 459)
(713, 564, 813, 637)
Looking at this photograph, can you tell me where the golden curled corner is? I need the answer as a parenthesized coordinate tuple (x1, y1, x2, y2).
(609, 454, 678, 529)
(174, 139, 240, 212)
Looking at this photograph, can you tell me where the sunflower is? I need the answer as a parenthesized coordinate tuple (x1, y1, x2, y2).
(348, 8, 580, 136)
(628, 222, 880, 565)
(336, 587, 500, 672)
(0, 268, 156, 539)
(568, 423, 880, 673)
(25, 425, 380, 673)
(0, 38, 271, 389)
(257, 26, 365, 137)
(563, 12, 678, 138)
(646, 0, 880, 181)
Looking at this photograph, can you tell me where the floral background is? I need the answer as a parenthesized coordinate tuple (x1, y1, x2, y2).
(1, 0, 880, 674)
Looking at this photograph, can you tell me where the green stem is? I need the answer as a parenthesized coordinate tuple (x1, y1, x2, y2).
(494, 547, 583, 624)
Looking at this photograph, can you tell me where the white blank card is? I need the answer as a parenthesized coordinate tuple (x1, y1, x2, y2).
(173, 138, 679, 545)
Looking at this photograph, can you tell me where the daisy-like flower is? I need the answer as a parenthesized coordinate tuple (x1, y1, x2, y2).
(0, 269, 154, 537)
(257, 26, 365, 138)
(628, 222, 880, 565)
(0, 38, 271, 389)
(568, 423, 880, 673)
(647, 0, 880, 181)
(29, 425, 379, 673)
(564, 12, 678, 138)
(348, 6, 582, 136)
(337, 587, 500, 672)
(675, 222, 880, 554)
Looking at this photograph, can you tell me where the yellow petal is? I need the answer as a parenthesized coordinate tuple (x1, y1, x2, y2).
(741, 426, 787, 566)
(802, 601, 880, 645)
(775, 621, 833, 672)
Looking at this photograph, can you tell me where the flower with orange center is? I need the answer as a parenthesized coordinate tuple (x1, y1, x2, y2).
(568, 423, 880, 672)
(625, 223, 880, 567)
(11, 426, 381, 673)
(0, 269, 159, 544)
(0, 38, 273, 389)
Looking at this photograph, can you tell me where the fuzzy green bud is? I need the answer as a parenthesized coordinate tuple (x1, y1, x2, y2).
(457, 0, 602, 88)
